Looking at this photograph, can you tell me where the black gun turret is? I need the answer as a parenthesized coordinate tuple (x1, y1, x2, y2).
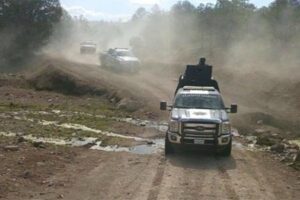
(175, 58, 220, 94)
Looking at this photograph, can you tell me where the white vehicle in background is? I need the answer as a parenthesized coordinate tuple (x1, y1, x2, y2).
(100, 48, 140, 73)
(80, 41, 97, 54)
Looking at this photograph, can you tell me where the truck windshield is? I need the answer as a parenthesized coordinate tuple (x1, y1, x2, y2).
(174, 94, 225, 109)
(117, 51, 133, 57)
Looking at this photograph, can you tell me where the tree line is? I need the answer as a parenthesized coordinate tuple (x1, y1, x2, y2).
(129, 0, 300, 68)
(0, 0, 299, 70)
(0, 0, 62, 68)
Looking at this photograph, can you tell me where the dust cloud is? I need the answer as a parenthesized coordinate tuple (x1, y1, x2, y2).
(41, 1, 300, 130)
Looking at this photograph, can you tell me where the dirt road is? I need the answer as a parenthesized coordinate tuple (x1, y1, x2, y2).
(19, 141, 299, 200)
(37, 61, 300, 200)
(1, 59, 300, 200)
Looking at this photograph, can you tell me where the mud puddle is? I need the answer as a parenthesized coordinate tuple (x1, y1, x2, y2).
(0, 132, 98, 146)
(90, 139, 164, 154)
(3, 110, 168, 132)
(0, 131, 164, 155)
(127, 139, 164, 155)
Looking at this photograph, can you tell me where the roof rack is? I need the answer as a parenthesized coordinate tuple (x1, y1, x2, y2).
(182, 86, 216, 91)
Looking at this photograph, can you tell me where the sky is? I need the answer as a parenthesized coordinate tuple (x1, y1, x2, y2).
(61, 0, 275, 21)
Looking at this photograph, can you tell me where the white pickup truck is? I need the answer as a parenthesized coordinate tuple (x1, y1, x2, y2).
(80, 41, 97, 54)
(160, 86, 237, 156)
(100, 48, 140, 73)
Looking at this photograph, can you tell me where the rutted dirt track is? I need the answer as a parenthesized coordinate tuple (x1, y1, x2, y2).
(1, 59, 300, 200)
(38, 61, 300, 200)
(20, 145, 300, 200)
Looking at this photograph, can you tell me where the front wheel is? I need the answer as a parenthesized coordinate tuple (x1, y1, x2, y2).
(218, 139, 232, 157)
(165, 133, 174, 155)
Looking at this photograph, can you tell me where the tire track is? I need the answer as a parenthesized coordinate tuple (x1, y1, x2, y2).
(147, 156, 166, 200)
(217, 165, 240, 200)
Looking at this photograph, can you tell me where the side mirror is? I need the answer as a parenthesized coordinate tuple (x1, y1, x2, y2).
(230, 104, 238, 113)
(160, 101, 167, 111)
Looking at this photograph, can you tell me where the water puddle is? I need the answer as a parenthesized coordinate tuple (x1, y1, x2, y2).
(0, 131, 164, 155)
(232, 141, 245, 149)
(129, 139, 164, 155)
(39, 120, 146, 141)
(90, 139, 164, 154)
(0, 132, 98, 146)
(1, 110, 168, 133)
(0, 114, 147, 142)
(112, 117, 168, 132)
(231, 128, 240, 137)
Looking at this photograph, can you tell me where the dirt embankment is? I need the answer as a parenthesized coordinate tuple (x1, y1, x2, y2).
(22, 58, 154, 114)
(212, 65, 300, 138)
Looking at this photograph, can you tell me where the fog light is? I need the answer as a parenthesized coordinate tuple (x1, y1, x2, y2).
(222, 137, 229, 143)
(171, 135, 177, 141)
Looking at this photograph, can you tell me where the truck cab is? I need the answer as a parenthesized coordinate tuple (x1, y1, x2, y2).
(160, 86, 237, 156)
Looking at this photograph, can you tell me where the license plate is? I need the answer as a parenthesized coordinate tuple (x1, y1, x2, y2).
(194, 139, 205, 144)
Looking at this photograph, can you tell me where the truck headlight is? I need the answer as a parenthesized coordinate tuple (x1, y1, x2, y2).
(169, 121, 179, 133)
(221, 122, 231, 134)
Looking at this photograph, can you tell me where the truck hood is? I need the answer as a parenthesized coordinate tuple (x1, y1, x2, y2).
(81, 45, 96, 48)
(118, 56, 139, 62)
(171, 108, 228, 123)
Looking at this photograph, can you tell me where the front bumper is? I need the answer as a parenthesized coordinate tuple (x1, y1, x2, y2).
(167, 131, 231, 146)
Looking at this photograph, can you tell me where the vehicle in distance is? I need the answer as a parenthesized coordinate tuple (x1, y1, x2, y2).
(100, 48, 140, 73)
(80, 41, 97, 54)
(160, 86, 237, 156)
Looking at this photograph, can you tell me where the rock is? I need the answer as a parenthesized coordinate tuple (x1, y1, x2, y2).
(270, 144, 285, 153)
(147, 141, 155, 145)
(47, 181, 54, 187)
(287, 144, 299, 150)
(245, 136, 257, 144)
(58, 194, 64, 199)
(287, 149, 299, 154)
(36, 162, 46, 167)
(4, 145, 19, 151)
(253, 128, 270, 136)
(293, 152, 300, 162)
(32, 141, 46, 148)
(257, 120, 264, 125)
(140, 122, 147, 127)
(21, 170, 32, 179)
(256, 135, 274, 146)
(17, 137, 26, 143)
(16, 132, 24, 136)
(256, 134, 282, 146)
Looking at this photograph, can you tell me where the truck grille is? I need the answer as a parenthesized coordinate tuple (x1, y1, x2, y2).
(182, 122, 218, 140)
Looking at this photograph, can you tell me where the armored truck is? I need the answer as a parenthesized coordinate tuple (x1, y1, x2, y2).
(161, 59, 237, 156)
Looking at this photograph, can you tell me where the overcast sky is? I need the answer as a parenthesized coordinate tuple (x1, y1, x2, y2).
(61, 0, 275, 21)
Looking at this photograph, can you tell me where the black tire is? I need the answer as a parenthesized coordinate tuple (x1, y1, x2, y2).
(218, 139, 232, 157)
(165, 133, 174, 155)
